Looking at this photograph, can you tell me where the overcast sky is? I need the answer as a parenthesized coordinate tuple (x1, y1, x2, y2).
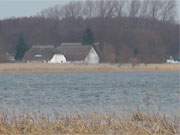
(0, 0, 180, 22)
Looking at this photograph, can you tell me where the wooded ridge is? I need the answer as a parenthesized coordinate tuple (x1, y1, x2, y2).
(0, 0, 179, 63)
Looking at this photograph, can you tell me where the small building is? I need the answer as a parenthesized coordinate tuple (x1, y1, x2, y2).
(48, 54, 66, 64)
(166, 56, 180, 64)
(23, 45, 55, 63)
(24, 43, 100, 64)
(6, 53, 15, 62)
(56, 43, 100, 64)
(0, 50, 8, 63)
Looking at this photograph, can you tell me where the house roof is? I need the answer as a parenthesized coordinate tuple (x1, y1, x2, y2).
(60, 43, 82, 46)
(32, 45, 54, 49)
(24, 43, 99, 62)
(24, 46, 55, 61)
(56, 44, 93, 61)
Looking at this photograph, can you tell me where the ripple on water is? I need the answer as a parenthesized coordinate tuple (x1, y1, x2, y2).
(0, 72, 179, 116)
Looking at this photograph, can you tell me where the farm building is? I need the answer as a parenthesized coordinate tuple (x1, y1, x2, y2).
(23, 45, 55, 63)
(48, 54, 66, 64)
(56, 43, 100, 64)
(0, 49, 7, 63)
(24, 43, 100, 64)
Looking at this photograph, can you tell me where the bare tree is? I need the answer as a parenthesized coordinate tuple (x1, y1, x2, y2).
(83, 0, 95, 18)
(95, 0, 107, 18)
(40, 5, 62, 19)
(40, 0, 177, 22)
(139, 0, 150, 18)
(129, 0, 141, 17)
(94, 0, 117, 18)
(61, 1, 83, 19)
(114, 0, 126, 17)
(104, 1, 118, 18)
(148, 0, 163, 19)
(160, 0, 177, 22)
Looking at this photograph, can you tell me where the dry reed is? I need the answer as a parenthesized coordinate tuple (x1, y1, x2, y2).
(0, 63, 180, 73)
(0, 112, 179, 135)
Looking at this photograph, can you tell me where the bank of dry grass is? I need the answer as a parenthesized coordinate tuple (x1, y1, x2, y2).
(0, 112, 179, 135)
(0, 63, 180, 73)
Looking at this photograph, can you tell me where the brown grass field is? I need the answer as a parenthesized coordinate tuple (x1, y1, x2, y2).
(0, 112, 179, 135)
(0, 63, 180, 73)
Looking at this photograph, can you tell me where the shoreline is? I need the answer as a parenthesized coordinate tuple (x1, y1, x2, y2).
(0, 63, 180, 73)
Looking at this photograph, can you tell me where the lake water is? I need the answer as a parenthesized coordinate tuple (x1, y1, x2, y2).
(0, 72, 179, 116)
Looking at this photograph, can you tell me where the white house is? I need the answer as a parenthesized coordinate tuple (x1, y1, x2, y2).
(84, 47, 99, 64)
(24, 43, 100, 64)
(56, 43, 100, 64)
(166, 56, 180, 64)
(48, 54, 66, 64)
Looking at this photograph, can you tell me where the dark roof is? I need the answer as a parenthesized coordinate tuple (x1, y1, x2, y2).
(60, 43, 82, 46)
(56, 44, 92, 61)
(23, 43, 99, 62)
(32, 45, 54, 49)
(24, 46, 55, 61)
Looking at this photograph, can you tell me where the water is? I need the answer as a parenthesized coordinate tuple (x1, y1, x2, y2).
(0, 72, 179, 116)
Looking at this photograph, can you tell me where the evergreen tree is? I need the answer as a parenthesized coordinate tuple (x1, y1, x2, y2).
(82, 28, 94, 45)
(133, 48, 139, 57)
(15, 34, 29, 60)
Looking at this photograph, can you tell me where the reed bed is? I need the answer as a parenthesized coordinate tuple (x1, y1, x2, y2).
(0, 112, 179, 135)
(0, 63, 180, 73)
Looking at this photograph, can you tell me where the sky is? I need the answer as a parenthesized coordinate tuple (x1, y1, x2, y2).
(0, 0, 180, 22)
(0, 0, 68, 19)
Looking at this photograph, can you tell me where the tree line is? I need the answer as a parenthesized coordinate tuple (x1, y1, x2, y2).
(0, 0, 179, 63)
(41, 0, 177, 22)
